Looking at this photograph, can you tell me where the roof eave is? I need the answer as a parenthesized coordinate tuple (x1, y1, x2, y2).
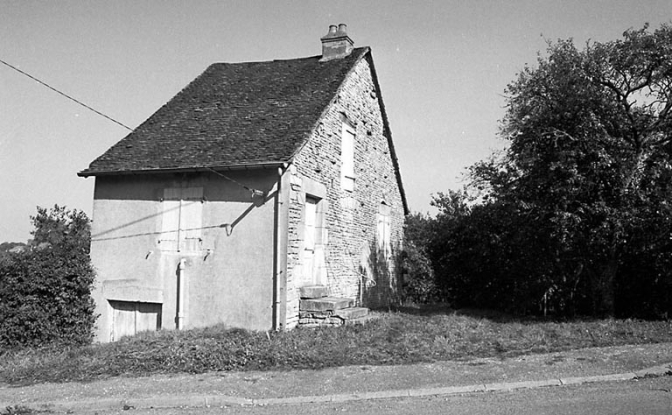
(77, 161, 288, 178)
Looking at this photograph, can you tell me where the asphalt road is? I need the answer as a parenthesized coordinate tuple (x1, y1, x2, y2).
(4, 343, 671, 414)
(90, 377, 672, 415)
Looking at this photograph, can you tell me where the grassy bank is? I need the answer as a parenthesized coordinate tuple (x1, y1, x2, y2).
(1, 307, 671, 385)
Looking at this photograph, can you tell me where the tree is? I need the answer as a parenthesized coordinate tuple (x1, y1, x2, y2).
(0, 205, 96, 348)
(425, 190, 560, 314)
(400, 212, 438, 303)
(0, 242, 27, 263)
(470, 23, 672, 317)
(30, 205, 91, 254)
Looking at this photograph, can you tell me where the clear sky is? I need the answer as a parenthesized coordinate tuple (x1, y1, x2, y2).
(1, 0, 670, 242)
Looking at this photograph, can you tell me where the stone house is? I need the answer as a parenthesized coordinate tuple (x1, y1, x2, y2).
(79, 24, 407, 342)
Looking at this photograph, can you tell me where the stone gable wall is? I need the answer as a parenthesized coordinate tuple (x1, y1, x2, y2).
(285, 55, 405, 328)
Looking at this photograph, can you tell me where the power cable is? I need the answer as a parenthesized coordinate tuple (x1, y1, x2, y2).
(204, 167, 265, 197)
(0, 58, 133, 131)
(1, 58, 272, 198)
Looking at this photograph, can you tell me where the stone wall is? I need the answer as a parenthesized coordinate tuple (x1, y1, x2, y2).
(285, 54, 405, 328)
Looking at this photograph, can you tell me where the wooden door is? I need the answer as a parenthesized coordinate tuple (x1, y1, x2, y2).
(110, 301, 162, 341)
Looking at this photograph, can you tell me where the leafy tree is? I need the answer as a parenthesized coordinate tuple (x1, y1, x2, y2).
(30, 205, 91, 254)
(0, 242, 27, 263)
(400, 212, 438, 303)
(0, 242, 27, 252)
(469, 23, 672, 317)
(0, 205, 96, 348)
(425, 191, 560, 314)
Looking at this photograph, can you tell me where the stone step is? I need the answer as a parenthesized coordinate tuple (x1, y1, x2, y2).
(299, 285, 328, 299)
(333, 307, 369, 320)
(299, 297, 354, 312)
(343, 313, 378, 325)
(298, 307, 374, 327)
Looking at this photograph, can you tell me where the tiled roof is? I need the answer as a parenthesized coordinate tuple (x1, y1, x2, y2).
(79, 47, 370, 176)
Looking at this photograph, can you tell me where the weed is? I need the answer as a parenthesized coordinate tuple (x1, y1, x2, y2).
(1, 405, 52, 415)
(1, 308, 671, 386)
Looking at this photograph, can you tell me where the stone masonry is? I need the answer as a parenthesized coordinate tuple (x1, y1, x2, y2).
(285, 55, 405, 328)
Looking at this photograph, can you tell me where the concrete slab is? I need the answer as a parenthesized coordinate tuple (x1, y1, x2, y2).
(299, 297, 354, 312)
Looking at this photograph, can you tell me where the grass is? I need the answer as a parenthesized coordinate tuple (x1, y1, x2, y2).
(1, 306, 671, 386)
(0, 405, 52, 415)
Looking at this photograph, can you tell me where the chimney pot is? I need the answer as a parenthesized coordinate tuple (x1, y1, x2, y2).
(320, 23, 354, 61)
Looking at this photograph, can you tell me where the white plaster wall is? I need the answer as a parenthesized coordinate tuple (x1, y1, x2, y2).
(90, 170, 278, 342)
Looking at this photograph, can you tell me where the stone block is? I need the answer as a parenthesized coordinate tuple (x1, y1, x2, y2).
(334, 307, 369, 320)
(299, 316, 344, 327)
(300, 285, 328, 299)
(299, 297, 353, 312)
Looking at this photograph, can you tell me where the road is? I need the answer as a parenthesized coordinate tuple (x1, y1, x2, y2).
(91, 377, 671, 415)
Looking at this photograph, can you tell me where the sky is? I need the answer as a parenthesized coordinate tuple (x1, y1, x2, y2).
(1, 0, 671, 243)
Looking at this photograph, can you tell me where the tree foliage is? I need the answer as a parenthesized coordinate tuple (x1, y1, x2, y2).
(29, 205, 91, 253)
(0, 205, 96, 348)
(400, 213, 438, 303)
(420, 24, 672, 318)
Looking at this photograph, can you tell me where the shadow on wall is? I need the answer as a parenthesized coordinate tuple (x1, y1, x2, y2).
(91, 171, 278, 243)
(358, 241, 401, 309)
(91, 192, 273, 243)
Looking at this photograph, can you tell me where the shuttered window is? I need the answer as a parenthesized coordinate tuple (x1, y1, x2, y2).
(377, 203, 392, 258)
(341, 123, 356, 192)
(159, 187, 204, 252)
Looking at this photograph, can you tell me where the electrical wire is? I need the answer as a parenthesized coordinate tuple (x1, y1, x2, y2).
(1, 58, 273, 198)
(0, 58, 133, 131)
(204, 167, 265, 197)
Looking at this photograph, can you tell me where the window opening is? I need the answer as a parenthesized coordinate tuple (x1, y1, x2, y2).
(159, 187, 204, 252)
(377, 203, 392, 259)
(341, 123, 356, 192)
(301, 196, 323, 286)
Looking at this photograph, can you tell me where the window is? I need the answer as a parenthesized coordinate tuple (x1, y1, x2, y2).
(304, 197, 318, 252)
(341, 123, 355, 192)
(301, 196, 320, 285)
(159, 187, 204, 252)
(377, 203, 392, 258)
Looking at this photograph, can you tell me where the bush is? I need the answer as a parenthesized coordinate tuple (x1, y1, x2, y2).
(0, 206, 96, 348)
(399, 241, 437, 304)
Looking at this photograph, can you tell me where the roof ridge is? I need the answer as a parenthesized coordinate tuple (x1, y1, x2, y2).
(285, 47, 371, 163)
(203, 47, 371, 66)
(79, 46, 369, 177)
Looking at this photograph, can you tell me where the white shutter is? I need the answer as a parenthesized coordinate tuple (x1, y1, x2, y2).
(341, 124, 355, 191)
(181, 187, 203, 240)
(180, 200, 202, 239)
(377, 204, 392, 258)
(160, 187, 203, 252)
(160, 189, 181, 251)
(304, 198, 317, 251)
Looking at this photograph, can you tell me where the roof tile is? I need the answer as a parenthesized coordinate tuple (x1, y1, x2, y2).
(79, 47, 369, 176)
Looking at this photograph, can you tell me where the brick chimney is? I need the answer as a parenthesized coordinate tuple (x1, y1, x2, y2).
(320, 23, 354, 62)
